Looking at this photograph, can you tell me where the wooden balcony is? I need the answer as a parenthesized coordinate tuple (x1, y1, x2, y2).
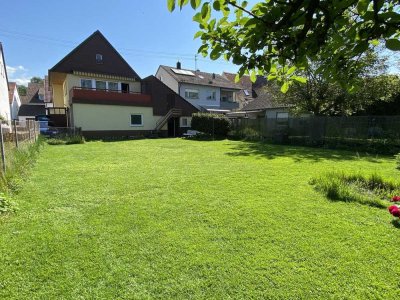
(70, 87, 152, 107)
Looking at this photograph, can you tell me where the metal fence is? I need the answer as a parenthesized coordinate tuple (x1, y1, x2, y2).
(230, 116, 400, 153)
(0, 120, 40, 173)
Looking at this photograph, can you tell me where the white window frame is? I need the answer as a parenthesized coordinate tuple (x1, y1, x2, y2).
(185, 89, 199, 99)
(130, 114, 143, 127)
(96, 53, 103, 64)
(180, 117, 191, 128)
(81, 79, 93, 89)
(95, 80, 107, 90)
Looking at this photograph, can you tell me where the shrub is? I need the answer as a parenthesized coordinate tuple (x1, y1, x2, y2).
(47, 135, 85, 145)
(310, 171, 400, 208)
(395, 153, 400, 170)
(0, 193, 17, 214)
(191, 113, 231, 137)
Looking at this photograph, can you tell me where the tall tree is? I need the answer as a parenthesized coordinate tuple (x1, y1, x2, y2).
(168, 0, 400, 90)
(265, 53, 400, 115)
(30, 77, 43, 84)
(17, 85, 27, 96)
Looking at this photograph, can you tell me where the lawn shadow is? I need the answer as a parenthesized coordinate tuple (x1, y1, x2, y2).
(391, 219, 400, 229)
(225, 141, 384, 163)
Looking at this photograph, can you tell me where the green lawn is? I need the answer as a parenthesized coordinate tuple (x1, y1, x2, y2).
(0, 139, 399, 299)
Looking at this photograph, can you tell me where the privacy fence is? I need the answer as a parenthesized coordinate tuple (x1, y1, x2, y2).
(230, 116, 400, 154)
(0, 120, 40, 173)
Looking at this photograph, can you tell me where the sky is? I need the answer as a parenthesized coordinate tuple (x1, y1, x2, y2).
(0, 0, 240, 86)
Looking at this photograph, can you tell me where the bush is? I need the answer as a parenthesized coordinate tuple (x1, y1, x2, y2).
(310, 171, 400, 208)
(0, 193, 17, 214)
(191, 113, 231, 137)
(395, 153, 400, 170)
(47, 135, 85, 145)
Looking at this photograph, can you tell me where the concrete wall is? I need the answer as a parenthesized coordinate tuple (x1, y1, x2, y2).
(0, 50, 11, 121)
(179, 83, 220, 109)
(72, 103, 167, 131)
(155, 67, 179, 93)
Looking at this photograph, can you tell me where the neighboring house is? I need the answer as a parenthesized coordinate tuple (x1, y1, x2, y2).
(0, 42, 11, 121)
(48, 30, 198, 137)
(222, 72, 255, 109)
(8, 82, 21, 120)
(18, 81, 46, 122)
(224, 73, 291, 120)
(156, 63, 241, 112)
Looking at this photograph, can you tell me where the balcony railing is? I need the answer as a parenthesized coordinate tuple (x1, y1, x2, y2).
(70, 87, 152, 106)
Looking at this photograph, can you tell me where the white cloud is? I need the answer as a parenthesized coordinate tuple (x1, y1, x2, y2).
(6, 65, 30, 86)
(6, 65, 27, 76)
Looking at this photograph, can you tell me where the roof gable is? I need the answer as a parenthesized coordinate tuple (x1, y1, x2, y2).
(49, 30, 140, 80)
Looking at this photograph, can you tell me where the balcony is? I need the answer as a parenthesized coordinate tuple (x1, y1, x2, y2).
(70, 87, 152, 107)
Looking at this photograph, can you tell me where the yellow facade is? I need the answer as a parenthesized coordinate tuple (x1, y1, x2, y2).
(72, 103, 167, 131)
(51, 73, 141, 108)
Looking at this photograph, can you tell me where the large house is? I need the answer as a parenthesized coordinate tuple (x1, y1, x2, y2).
(156, 63, 241, 113)
(0, 43, 12, 121)
(48, 31, 198, 137)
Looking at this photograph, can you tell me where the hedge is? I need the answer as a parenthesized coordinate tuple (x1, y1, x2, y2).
(191, 113, 231, 137)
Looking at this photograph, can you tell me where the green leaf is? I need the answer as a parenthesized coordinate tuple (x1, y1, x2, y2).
(292, 76, 307, 84)
(213, 0, 221, 11)
(286, 66, 296, 75)
(201, 2, 210, 19)
(210, 45, 222, 60)
(250, 70, 257, 83)
(194, 30, 203, 39)
(357, 0, 369, 15)
(167, 0, 176, 12)
(190, 0, 201, 9)
(386, 39, 400, 51)
(281, 82, 289, 93)
(234, 73, 241, 83)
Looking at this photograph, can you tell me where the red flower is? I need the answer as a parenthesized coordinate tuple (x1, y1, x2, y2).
(392, 196, 400, 202)
(388, 205, 399, 214)
(392, 209, 400, 218)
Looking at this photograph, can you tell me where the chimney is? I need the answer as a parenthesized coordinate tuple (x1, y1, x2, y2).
(177, 61, 181, 69)
(212, 73, 216, 79)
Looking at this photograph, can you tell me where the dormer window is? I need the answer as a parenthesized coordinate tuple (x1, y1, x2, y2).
(96, 54, 103, 64)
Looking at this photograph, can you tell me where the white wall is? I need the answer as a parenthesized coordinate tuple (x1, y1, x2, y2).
(0, 49, 11, 121)
(155, 67, 179, 93)
(179, 83, 220, 109)
(10, 88, 21, 120)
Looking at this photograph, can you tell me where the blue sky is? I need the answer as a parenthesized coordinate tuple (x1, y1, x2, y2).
(0, 0, 239, 86)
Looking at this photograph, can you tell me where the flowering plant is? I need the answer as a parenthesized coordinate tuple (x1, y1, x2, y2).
(389, 196, 400, 224)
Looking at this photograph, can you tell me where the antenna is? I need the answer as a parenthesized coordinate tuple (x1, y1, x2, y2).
(195, 54, 198, 71)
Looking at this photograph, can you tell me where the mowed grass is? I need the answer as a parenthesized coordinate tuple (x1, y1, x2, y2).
(0, 139, 399, 299)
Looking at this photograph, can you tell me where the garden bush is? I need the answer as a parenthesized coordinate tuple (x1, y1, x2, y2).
(395, 153, 400, 170)
(191, 113, 231, 137)
(0, 193, 17, 214)
(47, 135, 85, 145)
(310, 171, 400, 208)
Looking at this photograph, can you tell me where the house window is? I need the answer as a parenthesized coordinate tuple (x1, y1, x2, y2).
(96, 81, 106, 90)
(81, 79, 92, 89)
(108, 82, 118, 91)
(180, 117, 191, 127)
(185, 89, 199, 99)
(276, 112, 289, 125)
(206, 91, 216, 100)
(130, 114, 143, 126)
(96, 54, 103, 64)
(244, 89, 250, 96)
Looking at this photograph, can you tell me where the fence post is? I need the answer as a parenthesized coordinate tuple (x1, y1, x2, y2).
(33, 121, 37, 142)
(13, 120, 19, 148)
(28, 120, 31, 143)
(0, 123, 6, 173)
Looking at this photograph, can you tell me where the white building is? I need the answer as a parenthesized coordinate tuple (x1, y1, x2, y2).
(156, 63, 241, 112)
(8, 82, 21, 120)
(0, 43, 12, 121)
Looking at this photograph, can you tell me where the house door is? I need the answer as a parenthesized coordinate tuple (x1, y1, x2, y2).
(167, 117, 179, 137)
(121, 83, 130, 93)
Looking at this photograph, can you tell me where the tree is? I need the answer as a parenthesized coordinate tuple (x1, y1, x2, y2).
(30, 77, 43, 84)
(265, 53, 400, 115)
(167, 0, 400, 90)
(17, 85, 27, 96)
